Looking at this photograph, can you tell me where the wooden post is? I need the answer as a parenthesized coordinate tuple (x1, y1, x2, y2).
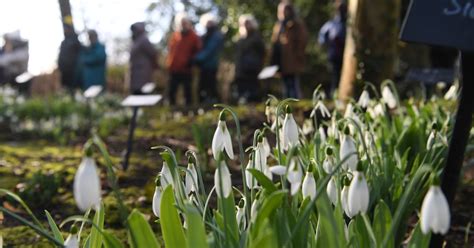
(58, 0, 74, 32)
(430, 51, 474, 247)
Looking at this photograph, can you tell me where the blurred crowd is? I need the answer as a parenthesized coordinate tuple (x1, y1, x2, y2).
(1, 1, 349, 105)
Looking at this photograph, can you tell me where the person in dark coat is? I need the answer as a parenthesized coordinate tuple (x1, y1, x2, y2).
(234, 14, 265, 103)
(129, 22, 158, 94)
(319, 1, 347, 97)
(167, 13, 201, 105)
(194, 13, 224, 104)
(271, 2, 308, 99)
(81, 30, 107, 89)
(58, 24, 82, 94)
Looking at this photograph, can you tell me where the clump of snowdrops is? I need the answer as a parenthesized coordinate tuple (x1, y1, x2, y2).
(0, 81, 458, 247)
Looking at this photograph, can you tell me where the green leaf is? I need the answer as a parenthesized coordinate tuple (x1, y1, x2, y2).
(89, 205, 105, 248)
(315, 192, 345, 248)
(45, 210, 65, 245)
(184, 204, 209, 248)
(218, 191, 239, 247)
(249, 219, 278, 248)
(254, 190, 286, 234)
(128, 209, 160, 248)
(0, 189, 44, 229)
(247, 169, 277, 193)
(407, 221, 431, 248)
(102, 231, 125, 248)
(160, 185, 185, 248)
(373, 200, 393, 248)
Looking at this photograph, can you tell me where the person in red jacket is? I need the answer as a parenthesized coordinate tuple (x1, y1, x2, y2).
(167, 13, 201, 105)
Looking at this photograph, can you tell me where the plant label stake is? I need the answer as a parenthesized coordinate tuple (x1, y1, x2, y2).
(121, 94, 162, 170)
(84, 85, 103, 129)
(401, 0, 474, 246)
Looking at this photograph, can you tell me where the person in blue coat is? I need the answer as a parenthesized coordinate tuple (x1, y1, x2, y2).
(82, 30, 106, 90)
(194, 13, 224, 104)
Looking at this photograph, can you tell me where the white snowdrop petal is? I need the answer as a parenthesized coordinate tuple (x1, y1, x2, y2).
(215, 163, 232, 198)
(211, 122, 224, 160)
(64, 234, 79, 248)
(152, 187, 161, 217)
(340, 135, 358, 171)
(290, 181, 301, 196)
(358, 90, 370, 108)
(222, 124, 235, 160)
(327, 177, 338, 205)
(382, 86, 397, 109)
(348, 172, 369, 216)
(302, 173, 317, 200)
(262, 138, 271, 158)
(269, 165, 287, 176)
(74, 157, 101, 212)
(160, 162, 173, 188)
(420, 186, 450, 235)
(341, 186, 352, 218)
(283, 114, 299, 150)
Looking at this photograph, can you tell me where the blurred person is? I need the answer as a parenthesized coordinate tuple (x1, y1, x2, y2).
(81, 30, 107, 90)
(58, 24, 83, 94)
(234, 14, 265, 103)
(0, 32, 29, 85)
(271, 2, 308, 99)
(194, 13, 224, 104)
(129, 22, 158, 94)
(167, 13, 201, 105)
(319, 1, 347, 97)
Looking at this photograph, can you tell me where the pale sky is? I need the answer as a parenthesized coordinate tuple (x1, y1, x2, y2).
(0, 0, 174, 75)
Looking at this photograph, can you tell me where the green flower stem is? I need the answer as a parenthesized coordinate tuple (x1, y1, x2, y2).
(0, 206, 64, 247)
(214, 104, 251, 224)
(91, 135, 129, 225)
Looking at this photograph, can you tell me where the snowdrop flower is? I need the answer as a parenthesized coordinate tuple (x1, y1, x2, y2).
(269, 165, 287, 176)
(340, 130, 358, 171)
(382, 85, 397, 109)
(420, 185, 450, 234)
(327, 118, 339, 139)
(160, 162, 173, 188)
(348, 171, 369, 216)
(427, 131, 436, 150)
(251, 200, 259, 223)
(282, 106, 299, 150)
(327, 177, 338, 205)
(302, 171, 317, 201)
(287, 159, 303, 196)
(262, 137, 271, 158)
(64, 226, 79, 248)
(215, 162, 232, 198)
(236, 200, 246, 228)
(357, 90, 370, 108)
(310, 101, 331, 119)
(212, 112, 234, 160)
(323, 147, 335, 174)
(152, 178, 162, 218)
(245, 158, 258, 189)
(265, 99, 275, 124)
(318, 126, 327, 143)
(341, 181, 352, 218)
(444, 84, 457, 100)
(185, 161, 198, 195)
(368, 103, 385, 119)
(74, 155, 101, 212)
(344, 103, 354, 118)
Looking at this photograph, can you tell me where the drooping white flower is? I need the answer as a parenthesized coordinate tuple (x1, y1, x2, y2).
(152, 186, 162, 217)
(318, 126, 327, 144)
(420, 186, 450, 235)
(302, 172, 317, 201)
(64, 234, 79, 248)
(344, 103, 354, 118)
(327, 177, 338, 205)
(255, 141, 268, 172)
(327, 118, 339, 139)
(382, 85, 397, 109)
(341, 185, 352, 218)
(245, 159, 258, 189)
(251, 200, 259, 223)
(215, 162, 232, 198)
(282, 107, 299, 150)
(185, 163, 198, 195)
(74, 157, 101, 212)
(323, 153, 335, 174)
(269, 165, 287, 176)
(357, 90, 370, 108)
(340, 134, 358, 171)
(426, 131, 436, 150)
(310, 101, 331, 119)
(348, 171, 370, 216)
(160, 162, 173, 188)
(287, 159, 303, 196)
(444, 84, 458, 100)
(212, 115, 234, 160)
(236, 205, 246, 228)
(262, 137, 271, 158)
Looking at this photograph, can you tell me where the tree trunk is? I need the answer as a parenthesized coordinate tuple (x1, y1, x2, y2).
(58, 0, 74, 33)
(339, 0, 401, 101)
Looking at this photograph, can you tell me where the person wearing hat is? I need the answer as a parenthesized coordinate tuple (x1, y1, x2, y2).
(129, 22, 158, 94)
(194, 13, 224, 104)
(81, 30, 107, 90)
(58, 23, 82, 94)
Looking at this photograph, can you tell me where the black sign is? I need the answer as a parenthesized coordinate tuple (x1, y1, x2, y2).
(401, 0, 474, 51)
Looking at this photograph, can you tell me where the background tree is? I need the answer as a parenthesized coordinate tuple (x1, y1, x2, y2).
(339, 0, 401, 101)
